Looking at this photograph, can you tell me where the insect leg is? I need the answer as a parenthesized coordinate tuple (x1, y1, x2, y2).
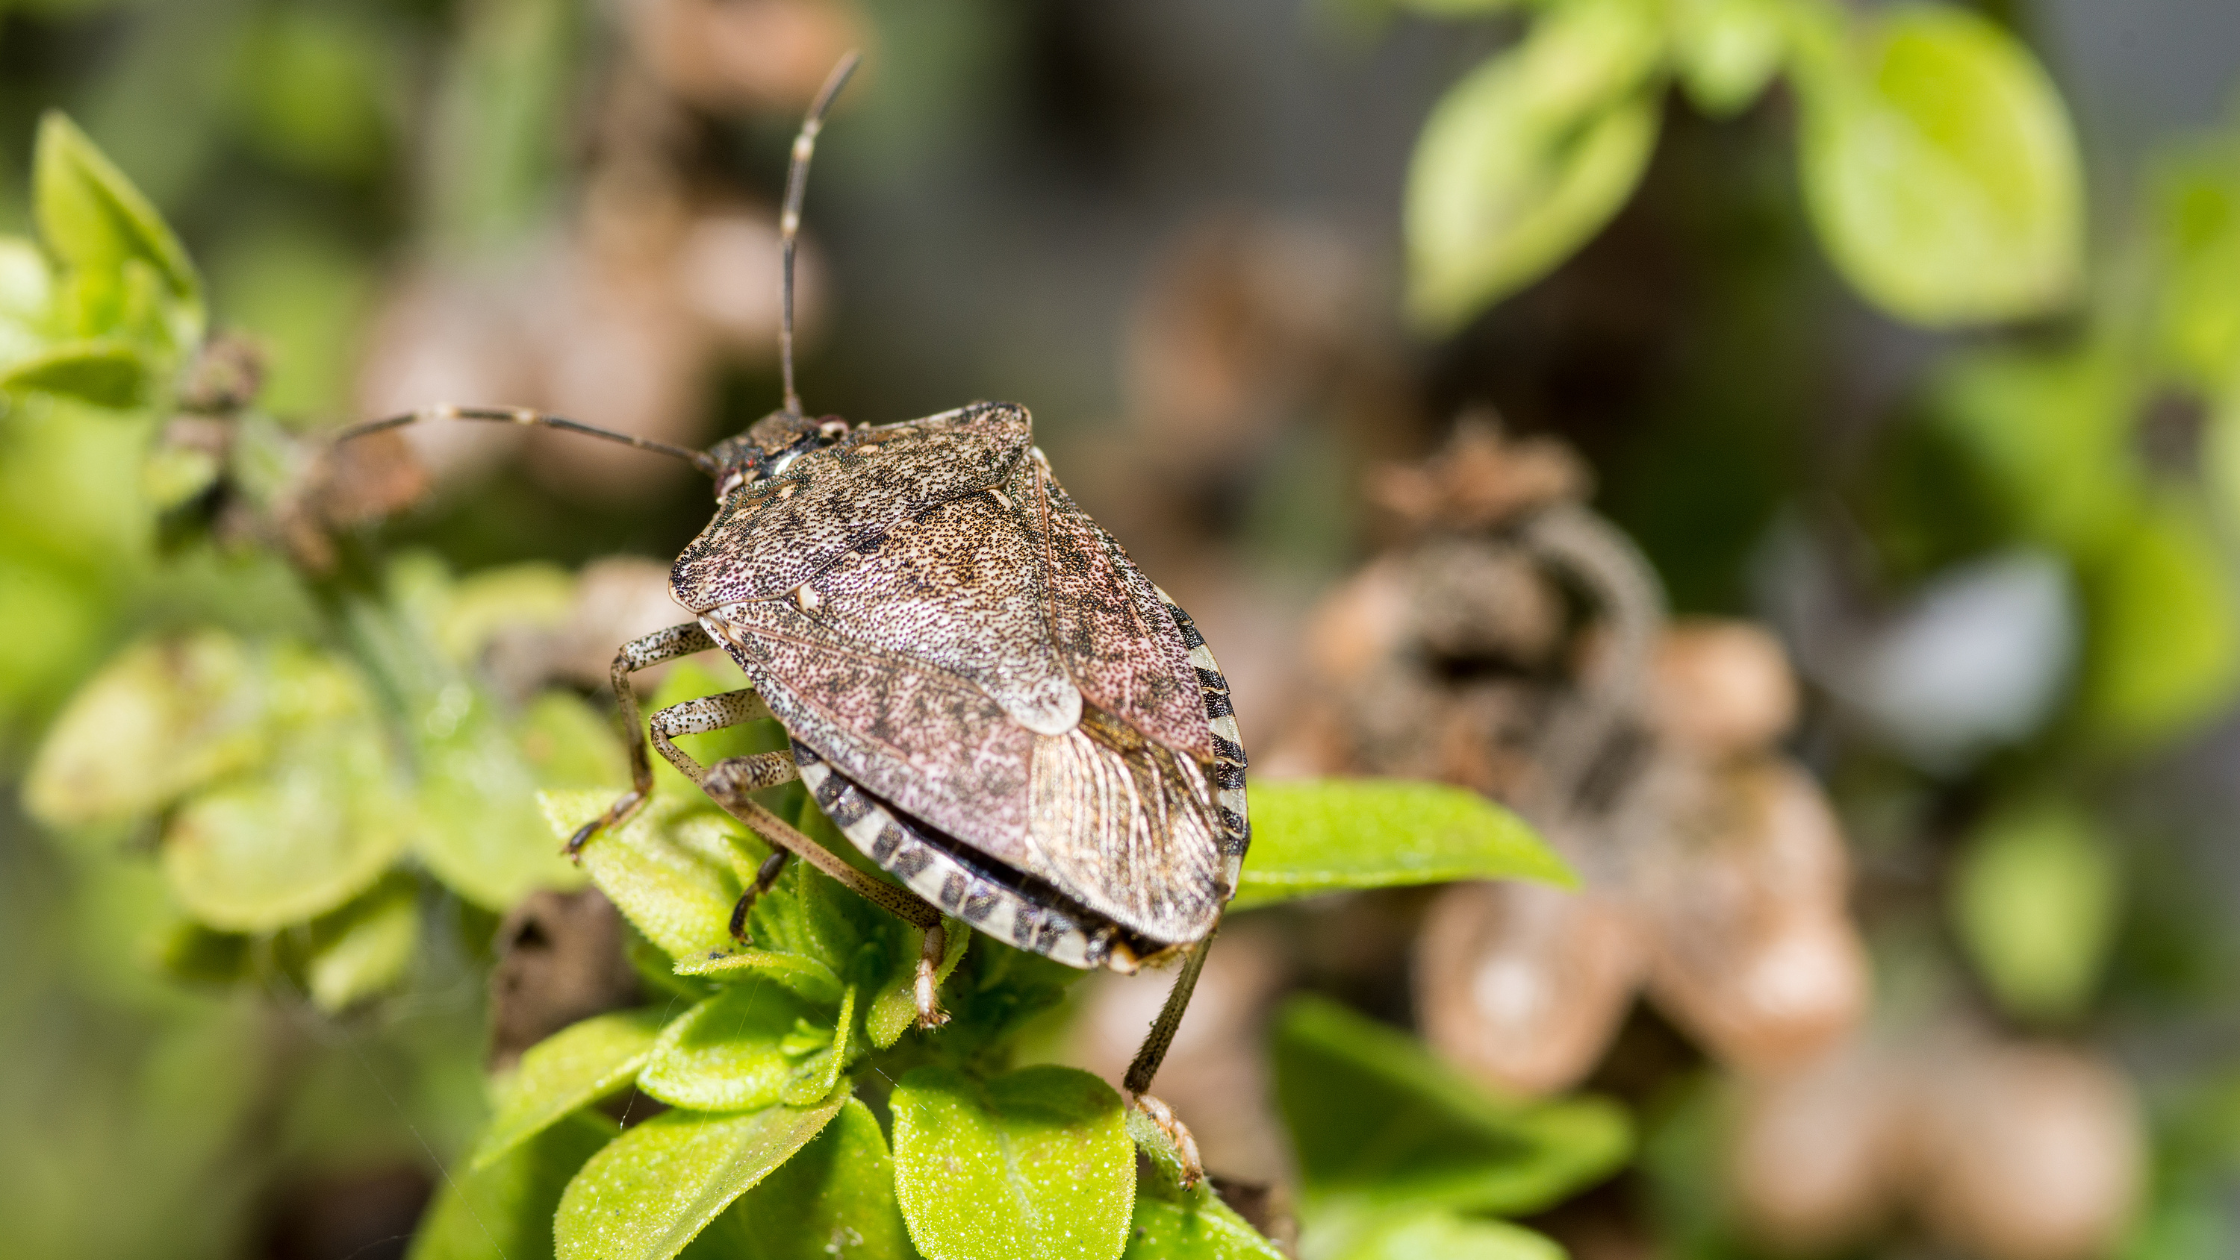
(646, 693, 951, 1025)
(1122, 926, 1219, 1187)
(565, 623, 719, 857)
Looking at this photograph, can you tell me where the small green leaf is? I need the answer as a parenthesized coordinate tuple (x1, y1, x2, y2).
(1951, 797, 2120, 1023)
(554, 1098, 848, 1260)
(412, 692, 588, 911)
(638, 981, 830, 1113)
(33, 112, 204, 339)
(1792, 4, 2082, 325)
(305, 873, 420, 1012)
(438, 562, 576, 664)
(1272, 995, 1630, 1216)
(520, 690, 632, 791)
(473, 1007, 671, 1172)
(544, 789, 759, 961)
(1669, 0, 1787, 117)
(1126, 1106, 1284, 1260)
(867, 920, 970, 1050)
(2079, 492, 2240, 744)
(24, 631, 266, 830)
(674, 947, 845, 1003)
(891, 1064, 1134, 1260)
(1233, 779, 1570, 910)
(690, 1097, 912, 1260)
(161, 653, 413, 931)
(410, 1111, 612, 1260)
(0, 338, 151, 408)
(778, 982, 854, 1107)
(1930, 347, 2139, 557)
(1405, 0, 1666, 330)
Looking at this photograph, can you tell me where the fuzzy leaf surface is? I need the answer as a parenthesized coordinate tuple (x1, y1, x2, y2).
(891, 1064, 1135, 1260)
(411, 1112, 612, 1260)
(1232, 780, 1570, 909)
(304, 872, 419, 1011)
(638, 981, 830, 1113)
(472, 1008, 670, 1172)
(1126, 1106, 1283, 1259)
(689, 1098, 913, 1260)
(554, 1098, 846, 1260)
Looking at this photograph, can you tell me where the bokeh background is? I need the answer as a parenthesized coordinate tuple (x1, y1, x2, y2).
(4, 0, 2240, 1257)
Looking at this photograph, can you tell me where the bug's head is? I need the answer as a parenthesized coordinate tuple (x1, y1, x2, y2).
(707, 411, 851, 499)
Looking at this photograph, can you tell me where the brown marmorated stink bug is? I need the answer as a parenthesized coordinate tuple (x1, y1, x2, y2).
(337, 53, 1246, 1176)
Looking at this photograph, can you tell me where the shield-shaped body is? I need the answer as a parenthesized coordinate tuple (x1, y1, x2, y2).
(670, 402, 1249, 970)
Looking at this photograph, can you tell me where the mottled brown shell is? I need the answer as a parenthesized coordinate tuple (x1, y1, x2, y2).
(673, 402, 1241, 950)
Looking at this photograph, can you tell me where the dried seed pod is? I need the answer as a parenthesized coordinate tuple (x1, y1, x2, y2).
(1406, 538, 1567, 671)
(1415, 879, 1646, 1096)
(1729, 1041, 1907, 1252)
(488, 888, 643, 1070)
(1648, 619, 1798, 760)
(1911, 1041, 2142, 1260)
(1367, 419, 1590, 534)
(1633, 757, 1868, 1071)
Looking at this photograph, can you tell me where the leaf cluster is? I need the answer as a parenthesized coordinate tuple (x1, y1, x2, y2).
(1402, 0, 2082, 332)
(411, 767, 1596, 1260)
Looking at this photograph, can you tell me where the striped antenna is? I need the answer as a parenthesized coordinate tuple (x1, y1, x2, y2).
(331, 404, 719, 476)
(779, 50, 862, 419)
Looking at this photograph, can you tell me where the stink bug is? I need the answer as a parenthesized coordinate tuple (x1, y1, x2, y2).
(339, 53, 1245, 1177)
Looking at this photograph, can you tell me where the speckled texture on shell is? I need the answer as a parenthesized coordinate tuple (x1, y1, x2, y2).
(679, 401, 1235, 949)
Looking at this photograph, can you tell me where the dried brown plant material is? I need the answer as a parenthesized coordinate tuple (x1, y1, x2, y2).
(307, 427, 432, 529)
(1072, 925, 1293, 1184)
(488, 888, 643, 1070)
(1305, 557, 1413, 685)
(1730, 1041, 1907, 1252)
(1649, 619, 1799, 761)
(1415, 880, 1645, 1096)
(1368, 419, 1590, 533)
(624, 0, 866, 113)
(1911, 1041, 2142, 1260)
(1407, 539, 1567, 670)
(1633, 757, 1869, 1071)
(177, 334, 267, 415)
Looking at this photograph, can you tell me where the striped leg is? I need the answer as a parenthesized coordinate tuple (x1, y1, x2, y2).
(1122, 927, 1217, 1187)
(649, 691, 952, 1027)
(566, 623, 718, 857)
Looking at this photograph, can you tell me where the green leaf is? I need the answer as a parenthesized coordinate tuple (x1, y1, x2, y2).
(1792, 4, 2082, 325)
(161, 651, 413, 931)
(32, 112, 204, 340)
(437, 562, 576, 664)
(554, 1098, 848, 1260)
(638, 981, 831, 1113)
(24, 631, 266, 830)
(304, 873, 420, 1012)
(1669, 0, 1787, 117)
(867, 918, 970, 1050)
(1233, 780, 1570, 910)
(1404, 0, 1666, 330)
(674, 947, 846, 1004)
(692, 1097, 912, 1260)
(778, 982, 855, 1106)
(544, 789, 760, 961)
(1126, 1106, 1284, 1260)
(891, 1065, 1136, 1260)
(2079, 493, 2240, 744)
(0, 338, 152, 408)
(1950, 797, 2120, 1022)
(412, 691, 589, 911)
(1315, 1208, 1566, 1260)
(410, 1111, 613, 1260)
(472, 1007, 670, 1172)
(2148, 138, 2240, 390)
(1272, 995, 1630, 1216)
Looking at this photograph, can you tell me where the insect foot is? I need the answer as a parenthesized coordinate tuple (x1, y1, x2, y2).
(1132, 1093, 1205, 1188)
(915, 924, 951, 1029)
(562, 789, 645, 861)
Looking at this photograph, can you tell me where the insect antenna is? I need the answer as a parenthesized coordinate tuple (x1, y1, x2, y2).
(778, 50, 862, 420)
(331, 404, 720, 477)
